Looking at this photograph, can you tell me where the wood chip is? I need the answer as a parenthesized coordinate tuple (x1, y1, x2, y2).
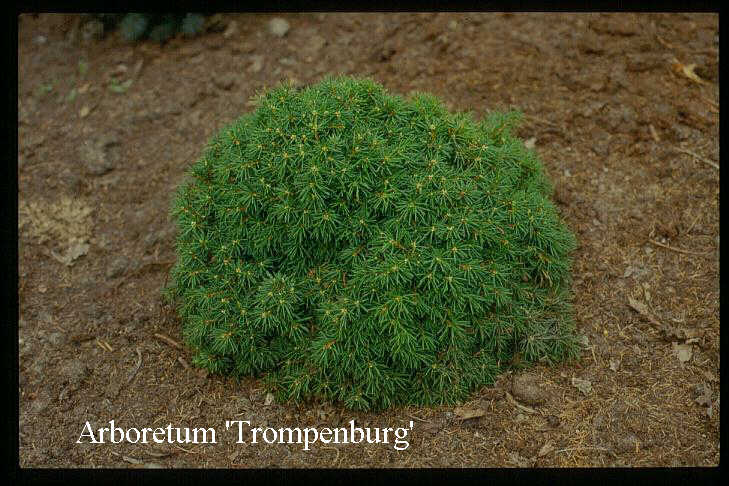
(71, 334, 94, 344)
(454, 406, 486, 420)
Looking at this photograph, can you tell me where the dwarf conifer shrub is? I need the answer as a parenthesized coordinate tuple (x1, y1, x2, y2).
(167, 76, 579, 410)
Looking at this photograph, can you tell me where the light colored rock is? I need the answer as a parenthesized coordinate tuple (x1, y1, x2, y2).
(511, 372, 547, 405)
(268, 17, 290, 37)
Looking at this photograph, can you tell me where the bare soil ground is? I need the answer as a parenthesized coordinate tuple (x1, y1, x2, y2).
(18, 12, 719, 468)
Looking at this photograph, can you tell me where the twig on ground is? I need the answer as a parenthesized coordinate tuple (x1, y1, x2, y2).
(556, 446, 617, 458)
(523, 113, 560, 129)
(649, 239, 710, 256)
(407, 414, 429, 423)
(672, 146, 719, 170)
(96, 339, 113, 352)
(154, 333, 182, 349)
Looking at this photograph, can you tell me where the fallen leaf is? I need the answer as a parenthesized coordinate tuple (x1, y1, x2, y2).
(538, 441, 555, 457)
(627, 296, 665, 330)
(79, 105, 90, 118)
(571, 377, 592, 396)
(524, 137, 537, 149)
(454, 406, 486, 421)
(78, 83, 90, 94)
(264, 392, 274, 406)
(673, 342, 693, 363)
(672, 59, 708, 85)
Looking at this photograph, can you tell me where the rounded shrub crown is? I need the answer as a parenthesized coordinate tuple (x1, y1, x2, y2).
(168, 76, 578, 410)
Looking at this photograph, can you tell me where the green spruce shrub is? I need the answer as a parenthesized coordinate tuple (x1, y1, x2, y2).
(167, 76, 579, 410)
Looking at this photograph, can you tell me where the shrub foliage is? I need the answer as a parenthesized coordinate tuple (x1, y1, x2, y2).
(168, 77, 579, 410)
(87, 13, 206, 42)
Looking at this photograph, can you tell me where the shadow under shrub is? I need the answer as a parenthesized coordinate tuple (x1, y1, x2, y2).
(166, 76, 579, 410)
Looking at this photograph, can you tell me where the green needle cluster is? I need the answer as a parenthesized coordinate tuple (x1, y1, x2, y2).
(167, 76, 579, 410)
